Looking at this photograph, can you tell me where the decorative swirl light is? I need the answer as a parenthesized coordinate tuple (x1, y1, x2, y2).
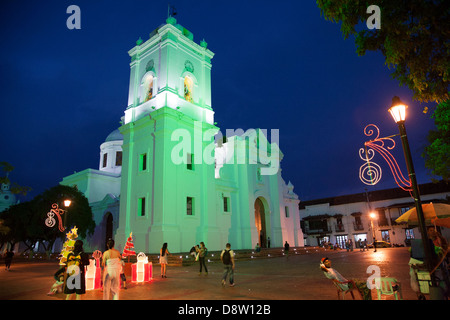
(359, 159, 382, 185)
(45, 203, 65, 232)
(45, 211, 56, 228)
(359, 124, 412, 192)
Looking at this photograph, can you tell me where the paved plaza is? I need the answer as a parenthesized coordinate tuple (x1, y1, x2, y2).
(0, 247, 419, 302)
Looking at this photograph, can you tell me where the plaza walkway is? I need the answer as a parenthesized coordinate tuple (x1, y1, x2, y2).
(0, 247, 419, 301)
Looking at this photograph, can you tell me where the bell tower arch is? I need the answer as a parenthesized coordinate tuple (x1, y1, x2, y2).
(123, 16, 215, 126)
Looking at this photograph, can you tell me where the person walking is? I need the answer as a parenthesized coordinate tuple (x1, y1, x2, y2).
(160, 242, 170, 278)
(64, 240, 90, 300)
(4, 249, 14, 271)
(221, 243, 235, 287)
(197, 242, 208, 276)
(102, 238, 122, 300)
(284, 241, 290, 259)
(120, 257, 127, 289)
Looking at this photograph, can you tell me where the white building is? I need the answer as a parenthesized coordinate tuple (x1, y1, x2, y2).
(61, 17, 303, 253)
(299, 181, 450, 248)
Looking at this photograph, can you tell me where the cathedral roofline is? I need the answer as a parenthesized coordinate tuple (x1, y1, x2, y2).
(128, 17, 214, 61)
(61, 168, 121, 182)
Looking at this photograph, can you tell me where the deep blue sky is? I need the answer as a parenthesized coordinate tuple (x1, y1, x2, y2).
(0, 0, 437, 203)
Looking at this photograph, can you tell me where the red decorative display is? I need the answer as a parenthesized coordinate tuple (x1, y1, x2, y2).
(132, 252, 153, 282)
(122, 232, 136, 260)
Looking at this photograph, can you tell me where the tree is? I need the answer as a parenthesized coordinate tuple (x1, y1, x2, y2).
(0, 201, 41, 255)
(316, 0, 449, 103)
(34, 184, 95, 240)
(59, 226, 79, 265)
(0, 184, 95, 258)
(316, 0, 450, 181)
(122, 232, 136, 262)
(423, 100, 450, 182)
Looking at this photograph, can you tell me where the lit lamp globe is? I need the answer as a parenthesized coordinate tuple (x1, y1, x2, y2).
(388, 96, 407, 123)
(369, 212, 377, 220)
(64, 199, 72, 208)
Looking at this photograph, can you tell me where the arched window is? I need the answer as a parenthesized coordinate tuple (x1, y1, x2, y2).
(184, 76, 193, 102)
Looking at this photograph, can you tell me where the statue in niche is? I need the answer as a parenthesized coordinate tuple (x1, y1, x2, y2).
(184, 76, 193, 102)
(145, 76, 153, 102)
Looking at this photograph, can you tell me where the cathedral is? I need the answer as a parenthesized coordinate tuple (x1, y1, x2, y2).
(61, 17, 303, 254)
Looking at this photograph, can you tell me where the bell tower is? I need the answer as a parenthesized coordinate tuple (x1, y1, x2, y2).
(123, 16, 215, 125)
(116, 17, 218, 253)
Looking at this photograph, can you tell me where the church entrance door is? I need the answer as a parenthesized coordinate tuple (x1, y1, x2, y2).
(254, 197, 269, 248)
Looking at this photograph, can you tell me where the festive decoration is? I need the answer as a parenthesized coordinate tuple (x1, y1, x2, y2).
(132, 252, 152, 282)
(84, 250, 104, 291)
(45, 203, 65, 232)
(85, 259, 96, 290)
(85, 250, 103, 290)
(122, 232, 136, 261)
(359, 124, 412, 192)
(59, 226, 78, 265)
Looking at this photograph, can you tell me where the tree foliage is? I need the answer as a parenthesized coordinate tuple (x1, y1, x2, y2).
(0, 184, 95, 256)
(33, 185, 96, 239)
(316, 0, 450, 181)
(423, 100, 450, 182)
(316, 0, 449, 103)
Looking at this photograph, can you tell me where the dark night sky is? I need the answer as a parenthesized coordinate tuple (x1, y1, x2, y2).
(0, 0, 437, 204)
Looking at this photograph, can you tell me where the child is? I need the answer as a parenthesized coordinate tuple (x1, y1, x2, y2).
(120, 258, 127, 289)
(47, 267, 65, 295)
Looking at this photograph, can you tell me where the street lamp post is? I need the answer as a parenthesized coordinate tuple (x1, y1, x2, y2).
(63, 199, 72, 229)
(388, 96, 438, 291)
(369, 212, 377, 252)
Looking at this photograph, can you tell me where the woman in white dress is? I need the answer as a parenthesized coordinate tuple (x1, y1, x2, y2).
(102, 239, 122, 300)
(159, 243, 170, 278)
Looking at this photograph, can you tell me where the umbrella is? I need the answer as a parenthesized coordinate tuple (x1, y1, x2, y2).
(395, 203, 450, 224)
(431, 217, 450, 229)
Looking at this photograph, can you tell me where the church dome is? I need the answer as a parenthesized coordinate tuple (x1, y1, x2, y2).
(105, 129, 123, 142)
(99, 129, 123, 174)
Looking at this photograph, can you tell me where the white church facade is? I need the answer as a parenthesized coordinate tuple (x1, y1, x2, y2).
(61, 17, 303, 254)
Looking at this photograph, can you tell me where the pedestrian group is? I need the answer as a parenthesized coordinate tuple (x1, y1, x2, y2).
(46, 239, 237, 300)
